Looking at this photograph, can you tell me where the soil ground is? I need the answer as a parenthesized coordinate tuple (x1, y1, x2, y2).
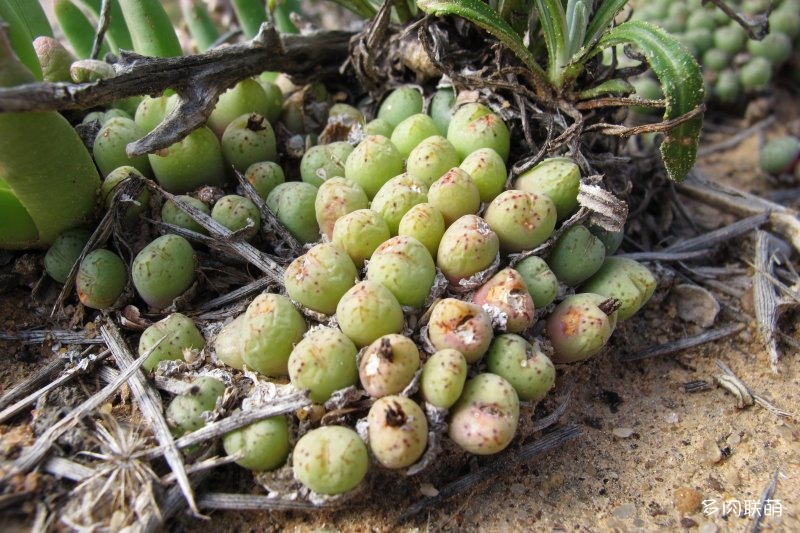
(2, 94, 800, 533)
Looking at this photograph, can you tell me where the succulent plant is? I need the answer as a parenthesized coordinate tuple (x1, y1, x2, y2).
(148, 126, 227, 193)
(314, 177, 369, 240)
(483, 190, 556, 253)
(437, 214, 499, 285)
(101, 166, 151, 222)
(211, 194, 261, 241)
(76, 249, 127, 310)
(288, 327, 358, 403)
(739, 56, 772, 92)
(397, 203, 446, 258)
(223, 416, 291, 471)
(405, 135, 461, 187)
(93, 117, 153, 178)
(284, 242, 358, 315)
(713, 69, 741, 105)
(328, 103, 365, 126)
(390, 113, 440, 158)
(747, 31, 793, 65)
(213, 315, 246, 370)
(419, 348, 467, 409)
(221, 113, 277, 172)
(428, 298, 494, 363)
(359, 334, 421, 398)
(131, 234, 196, 310)
(134, 93, 178, 133)
(448, 373, 519, 455)
(138, 312, 206, 372)
(580, 257, 656, 321)
(33, 36, 75, 82)
(364, 117, 394, 137)
(240, 293, 307, 376)
(336, 281, 404, 348)
(546, 293, 619, 363)
(513, 256, 558, 308)
(161, 195, 210, 234)
(370, 174, 429, 236)
(473, 268, 535, 333)
(486, 334, 555, 402)
(366, 235, 436, 308)
(447, 103, 510, 161)
(344, 135, 404, 198)
(299, 142, 353, 188)
(166, 376, 225, 437)
(429, 86, 455, 135)
(377, 86, 423, 129)
(513, 157, 581, 220)
(292, 425, 369, 495)
(368, 396, 428, 469)
(207, 78, 272, 137)
(427, 168, 481, 226)
(44, 228, 91, 284)
(331, 209, 390, 267)
(245, 161, 285, 200)
(255, 77, 284, 124)
(758, 136, 800, 175)
(547, 225, 607, 286)
(459, 148, 507, 203)
(713, 23, 746, 54)
(588, 223, 624, 256)
(266, 181, 320, 244)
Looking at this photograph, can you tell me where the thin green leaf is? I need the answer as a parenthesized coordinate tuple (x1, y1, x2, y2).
(577, 78, 634, 100)
(497, 0, 533, 37)
(565, 0, 588, 59)
(584, 0, 627, 49)
(597, 21, 705, 181)
(533, 0, 566, 82)
(418, 0, 543, 76)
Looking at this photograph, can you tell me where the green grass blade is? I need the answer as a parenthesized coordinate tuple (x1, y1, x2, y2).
(7, 0, 52, 38)
(597, 21, 705, 181)
(55, 0, 111, 59)
(232, 0, 267, 39)
(180, 0, 219, 52)
(417, 0, 543, 76)
(327, 0, 377, 19)
(78, 0, 135, 52)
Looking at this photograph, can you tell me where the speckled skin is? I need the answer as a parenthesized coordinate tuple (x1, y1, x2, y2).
(241, 293, 308, 376)
(428, 298, 494, 363)
(284, 243, 358, 315)
(211, 195, 261, 241)
(148, 126, 226, 193)
(370, 174, 429, 235)
(459, 147, 507, 203)
(406, 135, 461, 187)
(101, 166, 151, 222)
(214, 314, 246, 370)
(207, 78, 271, 137)
(300, 142, 352, 188)
(419, 348, 468, 408)
(473, 268, 535, 333)
(266, 181, 320, 244)
(292, 426, 369, 494)
(546, 293, 618, 363)
(580, 257, 656, 320)
(366, 236, 435, 308)
(427, 168, 481, 226)
(447, 103, 510, 161)
(76, 249, 127, 309)
(368, 396, 428, 468)
(344, 135, 404, 198)
(223, 416, 291, 471)
(483, 190, 557, 253)
(377, 87, 423, 129)
(390, 113, 440, 158)
(448, 373, 520, 455)
(336, 281, 404, 348)
(513, 256, 559, 309)
(547, 225, 607, 286)
(245, 161, 285, 200)
(131, 234, 196, 310)
(486, 334, 555, 402)
(221, 113, 277, 172)
(45, 228, 91, 284)
(514, 157, 581, 220)
(138, 313, 205, 371)
(166, 377, 224, 437)
(331, 209, 390, 267)
(314, 177, 369, 240)
(397, 203, 446, 258)
(93, 117, 152, 177)
(161, 195, 210, 235)
(429, 87, 455, 135)
(358, 334, 421, 398)
(288, 327, 358, 403)
(437, 215, 499, 285)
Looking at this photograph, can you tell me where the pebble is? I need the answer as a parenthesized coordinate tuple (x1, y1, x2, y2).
(698, 522, 718, 533)
(419, 483, 439, 497)
(700, 438, 724, 464)
(674, 486, 704, 514)
(510, 483, 525, 496)
(665, 412, 680, 424)
(672, 284, 720, 328)
(612, 502, 637, 519)
(612, 427, 635, 439)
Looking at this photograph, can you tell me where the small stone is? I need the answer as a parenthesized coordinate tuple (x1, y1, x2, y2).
(674, 486, 703, 514)
(672, 284, 719, 328)
(420, 483, 439, 497)
(700, 438, 723, 464)
(698, 522, 718, 533)
(665, 412, 680, 424)
(612, 502, 636, 519)
(680, 517, 698, 528)
(613, 427, 635, 438)
(510, 483, 525, 496)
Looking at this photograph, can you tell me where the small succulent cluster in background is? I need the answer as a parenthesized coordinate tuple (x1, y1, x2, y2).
(631, 0, 800, 104)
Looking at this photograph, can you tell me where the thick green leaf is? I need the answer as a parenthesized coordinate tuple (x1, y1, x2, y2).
(533, 0, 566, 82)
(417, 0, 543, 76)
(583, 0, 627, 50)
(327, 0, 377, 19)
(597, 21, 704, 181)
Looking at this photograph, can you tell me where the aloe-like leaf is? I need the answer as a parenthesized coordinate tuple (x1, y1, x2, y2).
(532, 0, 566, 81)
(584, 0, 627, 50)
(597, 21, 704, 181)
(417, 0, 543, 76)
(328, 0, 377, 19)
(577, 78, 634, 100)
